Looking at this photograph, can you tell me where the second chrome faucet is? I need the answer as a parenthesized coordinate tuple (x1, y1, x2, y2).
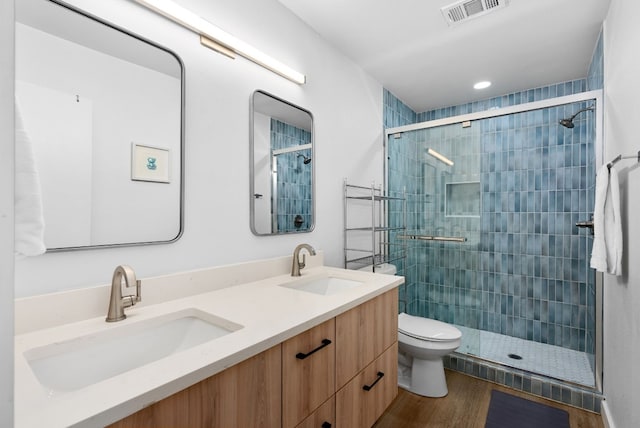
(291, 243, 316, 276)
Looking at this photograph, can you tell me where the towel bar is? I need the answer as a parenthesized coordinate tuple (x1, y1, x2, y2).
(607, 150, 640, 170)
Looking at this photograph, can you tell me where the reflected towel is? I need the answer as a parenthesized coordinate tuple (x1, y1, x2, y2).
(590, 164, 622, 275)
(14, 102, 46, 257)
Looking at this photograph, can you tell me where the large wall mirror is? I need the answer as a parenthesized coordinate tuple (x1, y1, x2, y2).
(15, 0, 184, 251)
(250, 91, 314, 235)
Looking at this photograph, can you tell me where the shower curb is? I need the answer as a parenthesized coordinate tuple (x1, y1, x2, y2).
(443, 353, 604, 413)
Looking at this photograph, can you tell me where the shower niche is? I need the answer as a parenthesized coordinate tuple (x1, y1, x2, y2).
(445, 182, 480, 217)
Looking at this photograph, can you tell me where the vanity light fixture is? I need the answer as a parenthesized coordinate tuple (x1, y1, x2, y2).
(132, 0, 306, 84)
(427, 148, 454, 166)
(473, 80, 492, 90)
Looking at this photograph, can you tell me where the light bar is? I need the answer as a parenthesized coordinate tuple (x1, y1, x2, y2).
(427, 148, 454, 166)
(133, 0, 306, 84)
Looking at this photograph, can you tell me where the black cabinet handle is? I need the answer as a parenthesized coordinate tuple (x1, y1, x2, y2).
(362, 371, 385, 391)
(296, 338, 332, 360)
(321, 423, 332, 428)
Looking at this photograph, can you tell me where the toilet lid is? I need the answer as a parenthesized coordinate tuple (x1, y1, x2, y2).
(398, 313, 462, 342)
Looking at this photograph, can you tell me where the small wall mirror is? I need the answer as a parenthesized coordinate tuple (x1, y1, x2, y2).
(15, 0, 184, 250)
(250, 90, 314, 235)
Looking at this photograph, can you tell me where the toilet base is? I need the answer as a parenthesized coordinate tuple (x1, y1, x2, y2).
(400, 357, 448, 398)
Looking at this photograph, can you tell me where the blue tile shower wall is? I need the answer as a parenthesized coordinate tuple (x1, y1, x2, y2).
(385, 79, 597, 354)
(271, 119, 312, 233)
(475, 103, 593, 352)
(417, 79, 587, 122)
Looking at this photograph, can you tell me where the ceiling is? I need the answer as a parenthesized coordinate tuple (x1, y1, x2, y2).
(277, 0, 611, 113)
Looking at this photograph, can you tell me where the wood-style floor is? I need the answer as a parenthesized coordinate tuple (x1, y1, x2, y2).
(374, 370, 604, 428)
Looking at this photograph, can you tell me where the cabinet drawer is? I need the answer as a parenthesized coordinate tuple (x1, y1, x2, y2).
(283, 318, 336, 428)
(296, 396, 335, 428)
(336, 289, 398, 388)
(336, 342, 398, 428)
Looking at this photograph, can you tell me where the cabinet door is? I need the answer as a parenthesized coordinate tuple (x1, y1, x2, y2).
(107, 345, 282, 428)
(336, 288, 398, 388)
(283, 318, 336, 428)
(296, 396, 335, 428)
(335, 342, 398, 428)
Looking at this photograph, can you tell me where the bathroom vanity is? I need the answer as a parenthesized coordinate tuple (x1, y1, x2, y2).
(14, 254, 402, 427)
(108, 289, 397, 428)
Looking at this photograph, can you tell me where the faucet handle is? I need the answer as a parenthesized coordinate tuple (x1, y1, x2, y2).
(122, 280, 141, 309)
(299, 254, 306, 270)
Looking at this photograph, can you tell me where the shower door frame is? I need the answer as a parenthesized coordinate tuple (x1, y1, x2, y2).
(384, 90, 604, 392)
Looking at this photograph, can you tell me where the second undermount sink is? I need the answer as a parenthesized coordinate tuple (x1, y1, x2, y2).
(24, 308, 242, 393)
(279, 275, 363, 295)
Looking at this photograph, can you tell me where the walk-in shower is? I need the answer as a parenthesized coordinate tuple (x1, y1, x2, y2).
(385, 91, 603, 400)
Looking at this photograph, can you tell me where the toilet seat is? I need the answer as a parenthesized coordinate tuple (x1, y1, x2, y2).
(398, 313, 462, 342)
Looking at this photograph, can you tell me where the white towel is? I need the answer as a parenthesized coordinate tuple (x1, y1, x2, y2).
(14, 102, 46, 258)
(590, 164, 623, 275)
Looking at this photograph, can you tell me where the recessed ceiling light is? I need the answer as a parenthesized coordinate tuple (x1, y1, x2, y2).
(474, 81, 492, 90)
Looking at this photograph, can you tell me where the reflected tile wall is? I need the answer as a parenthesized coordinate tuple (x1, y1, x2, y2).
(271, 119, 312, 233)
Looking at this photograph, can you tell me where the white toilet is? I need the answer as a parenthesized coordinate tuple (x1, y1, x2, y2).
(359, 263, 462, 398)
(397, 312, 462, 397)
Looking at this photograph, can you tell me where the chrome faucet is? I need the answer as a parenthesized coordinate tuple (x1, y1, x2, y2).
(291, 243, 316, 276)
(106, 265, 141, 322)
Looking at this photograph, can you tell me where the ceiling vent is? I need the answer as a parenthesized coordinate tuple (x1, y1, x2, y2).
(441, 0, 509, 26)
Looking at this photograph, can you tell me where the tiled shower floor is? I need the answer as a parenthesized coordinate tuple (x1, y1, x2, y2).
(454, 325, 595, 387)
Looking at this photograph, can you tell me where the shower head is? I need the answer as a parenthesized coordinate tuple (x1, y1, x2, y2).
(559, 105, 595, 129)
(297, 154, 312, 164)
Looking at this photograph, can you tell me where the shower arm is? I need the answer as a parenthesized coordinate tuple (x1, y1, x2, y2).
(569, 106, 594, 121)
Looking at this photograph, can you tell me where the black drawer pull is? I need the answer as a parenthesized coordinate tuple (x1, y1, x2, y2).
(296, 338, 332, 360)
(362, 371, 385, 391)
(321, 423, 332, 428)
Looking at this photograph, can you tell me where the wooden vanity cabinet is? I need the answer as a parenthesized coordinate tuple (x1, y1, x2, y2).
(110, 288, 397, 428)
(282, 319, 336, 428)
(335, 288, 398, 428)
(107, 344, 282, 428)
(335, 343, 398, 428)
(295, 396, 335, 428)
(336, 288, 398, 389)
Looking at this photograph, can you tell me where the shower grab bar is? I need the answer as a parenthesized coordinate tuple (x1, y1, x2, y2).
(398, 234, 467, 243)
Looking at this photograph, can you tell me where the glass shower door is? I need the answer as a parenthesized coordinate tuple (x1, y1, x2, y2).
(386, 97, 599, 388)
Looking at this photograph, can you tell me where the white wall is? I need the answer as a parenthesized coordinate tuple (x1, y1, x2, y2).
(14, 0, 384, 297)
(602, 1, 640, 427)
(15, 22, 181, 247)
(16, 81, 94, 247)
(0, 0, 14, 424)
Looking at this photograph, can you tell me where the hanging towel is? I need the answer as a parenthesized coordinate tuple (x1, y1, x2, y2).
(590, 164, 623, 275)
(14, 101, 46, 258)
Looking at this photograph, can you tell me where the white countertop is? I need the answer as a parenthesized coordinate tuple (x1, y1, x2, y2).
(14, 266, 403, 427)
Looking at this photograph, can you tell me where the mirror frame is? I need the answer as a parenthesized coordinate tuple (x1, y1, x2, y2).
(250, 90, 315, 236)
(21, 0, 185, 252)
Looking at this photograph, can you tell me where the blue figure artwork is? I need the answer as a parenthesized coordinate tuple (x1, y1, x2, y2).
(146, 157, 157, 170)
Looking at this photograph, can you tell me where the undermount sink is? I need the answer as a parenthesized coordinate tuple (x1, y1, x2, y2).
(279, 275, 363, 295)
(24, 308, 242, 393)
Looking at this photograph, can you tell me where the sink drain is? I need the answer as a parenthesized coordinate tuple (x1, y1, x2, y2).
(508, 353, 523, 360)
